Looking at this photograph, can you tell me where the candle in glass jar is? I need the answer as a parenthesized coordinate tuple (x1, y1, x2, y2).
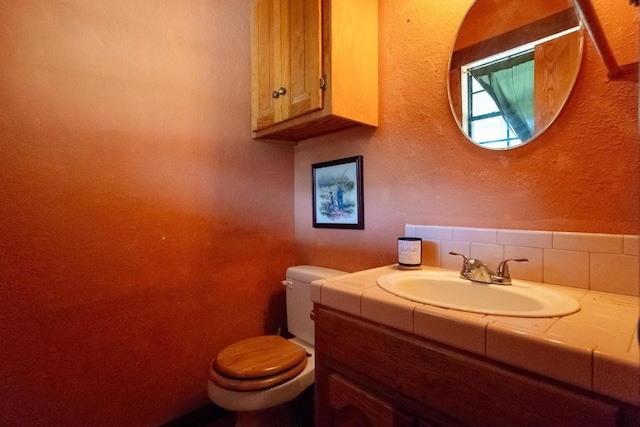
(398, 237, 422, 269)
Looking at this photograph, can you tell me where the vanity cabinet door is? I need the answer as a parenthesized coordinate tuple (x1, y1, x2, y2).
(318, 368, 417, 427)
(250, 0, 322, 132)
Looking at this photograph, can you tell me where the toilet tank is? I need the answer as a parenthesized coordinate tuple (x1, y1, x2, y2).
(284, 265, 346, 346)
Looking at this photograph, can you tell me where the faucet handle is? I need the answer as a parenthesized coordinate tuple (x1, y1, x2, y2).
(449, 252, 469, 262)
(494, 258, 528, 284)
(449, 252, 472, 279)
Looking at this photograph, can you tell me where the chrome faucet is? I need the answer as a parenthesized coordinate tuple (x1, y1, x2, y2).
(449, 252, 528, 286)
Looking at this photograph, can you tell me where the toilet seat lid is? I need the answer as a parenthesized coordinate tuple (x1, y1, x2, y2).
(214, 335, 307, 379)
(209, 356, 307, 391)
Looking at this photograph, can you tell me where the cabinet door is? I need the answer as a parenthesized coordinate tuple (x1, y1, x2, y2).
(251, 0, 280, 130)
(251, 0, 322, 131)
(326, 372, 416, 427)
(281, 0, 322, 121)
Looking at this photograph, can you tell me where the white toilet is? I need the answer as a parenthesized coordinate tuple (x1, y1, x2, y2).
(207, 265, 346, 427)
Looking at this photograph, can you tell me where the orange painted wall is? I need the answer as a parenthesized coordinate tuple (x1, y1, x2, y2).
(294, 0, 639, 273)
(1, 0, 638, 425)
(0, 1, 294, 425)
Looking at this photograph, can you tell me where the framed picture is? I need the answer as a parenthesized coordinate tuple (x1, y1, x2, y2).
(312, 156, 364, 229)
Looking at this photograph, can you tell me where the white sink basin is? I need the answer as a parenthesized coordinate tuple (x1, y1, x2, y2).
(377, 269, 580, 317)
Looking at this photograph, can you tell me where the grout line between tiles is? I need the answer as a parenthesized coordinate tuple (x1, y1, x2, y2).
(545, 317, 560, 333)
(541, 248, 546, 284)
(587, 252, 591, 291)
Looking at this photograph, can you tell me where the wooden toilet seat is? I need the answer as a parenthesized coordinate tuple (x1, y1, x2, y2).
(208, 335, 309, 391)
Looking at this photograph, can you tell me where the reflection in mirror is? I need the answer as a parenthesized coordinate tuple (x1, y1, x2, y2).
(448, 0, 584, 150)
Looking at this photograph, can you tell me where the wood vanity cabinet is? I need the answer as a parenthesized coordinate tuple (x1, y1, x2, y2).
(250, 0, 378, 143)
(314, 305, 640, 427)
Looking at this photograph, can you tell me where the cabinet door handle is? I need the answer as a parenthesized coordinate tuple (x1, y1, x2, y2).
(272, 87, 287, 98)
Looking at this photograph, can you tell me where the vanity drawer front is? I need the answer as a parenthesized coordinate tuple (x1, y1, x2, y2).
(315, 305, 623, 427)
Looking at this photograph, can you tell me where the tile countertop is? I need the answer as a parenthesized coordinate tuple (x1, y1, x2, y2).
(311, 264, 640, 407)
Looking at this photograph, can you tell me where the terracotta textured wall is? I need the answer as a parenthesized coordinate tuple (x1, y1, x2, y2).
(0, 1, 294, 425)
(294, 0, 639, 273)
(1, 0, 637, 425)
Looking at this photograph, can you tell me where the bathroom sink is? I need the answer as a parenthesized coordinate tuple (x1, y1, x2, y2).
(377, 270, 580, 317)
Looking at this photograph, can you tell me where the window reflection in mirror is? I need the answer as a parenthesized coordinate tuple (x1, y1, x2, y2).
(464, 49, 534, 149)
(448, 0, 583, 150)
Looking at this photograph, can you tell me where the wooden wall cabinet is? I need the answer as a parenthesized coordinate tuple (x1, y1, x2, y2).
(315, 305, 640, 427)
(250, 0, 378, 143)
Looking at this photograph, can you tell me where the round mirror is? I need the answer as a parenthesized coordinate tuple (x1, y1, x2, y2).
(448, 0, 584, 150)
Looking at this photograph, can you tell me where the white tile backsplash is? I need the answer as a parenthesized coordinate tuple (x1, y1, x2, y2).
(497, 229, 552, 248)
(421, 239, 441, 267)
(440, 240, 470, 270)
(553, 232, 624, 254)
(406, 225, 639, 297)
(410, 225, 453, 241)
(453, 227, 497, 244)
(404, 224, 416, 237)
(504, 246, 543, 282)
(624, 235, 639, 256)
(543, 249, 590, 289)
(590, 253, 639, 295)
(470, 243, 504, 268)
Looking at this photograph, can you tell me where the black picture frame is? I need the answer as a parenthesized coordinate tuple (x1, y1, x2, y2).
(312, 156, 364, 229)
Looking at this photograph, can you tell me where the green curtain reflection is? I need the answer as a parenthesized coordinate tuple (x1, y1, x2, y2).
(470, 51, 535, 142)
